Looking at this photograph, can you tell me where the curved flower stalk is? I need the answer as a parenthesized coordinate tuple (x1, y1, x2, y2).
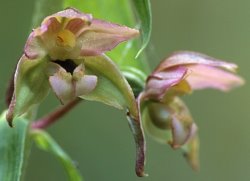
(139, 51, 244, 170)
(6, 8, 147, 176)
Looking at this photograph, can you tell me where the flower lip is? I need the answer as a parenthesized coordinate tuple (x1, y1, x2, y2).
(53, 59, 77, 74)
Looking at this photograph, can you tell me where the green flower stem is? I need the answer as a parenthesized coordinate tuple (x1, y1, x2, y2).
(32, 98, 81, 129)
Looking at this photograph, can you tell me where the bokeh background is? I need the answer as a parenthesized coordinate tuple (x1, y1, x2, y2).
(1, 0, 250, 180)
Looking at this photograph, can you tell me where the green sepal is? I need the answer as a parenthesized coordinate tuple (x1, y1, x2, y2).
(31, 130, 83, 181)
(78, 55, 147, 176)
(7, 56, 50, 125)
(0, 111, 30, 181)
(80, 55, 138, 117)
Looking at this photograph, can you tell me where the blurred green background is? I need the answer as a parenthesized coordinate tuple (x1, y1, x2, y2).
(1, 0, 250, 180)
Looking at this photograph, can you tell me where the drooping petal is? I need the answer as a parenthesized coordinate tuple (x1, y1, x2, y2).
(185, 64, 244, 91)
(78, 19, 139, 56)
(156, 51, 239, 72)
(143, 66, 187, 100)
(6, 55, 50, 126)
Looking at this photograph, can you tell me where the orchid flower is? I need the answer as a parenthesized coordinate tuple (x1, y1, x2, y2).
(6, 8, 147, 176)
(139, 51, 244, 170)
(7, 7, 139, 123)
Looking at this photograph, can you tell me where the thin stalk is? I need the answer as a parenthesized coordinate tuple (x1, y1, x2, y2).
(32, 98, 81, 129)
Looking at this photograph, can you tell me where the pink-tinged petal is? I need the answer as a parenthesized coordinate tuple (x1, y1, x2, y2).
(48, 7, 92, 21)
(24, 17, 61, 59)
(39, 17, 61, 36)
(24, 32, 47, 59)
(49, 68, 73, 104)
(185, 64, 245, 91)
(65, 18, 90, 35)
(143, 67, 187, 100)
(79, 19, 139, 56)
(156, 51, 238, 72)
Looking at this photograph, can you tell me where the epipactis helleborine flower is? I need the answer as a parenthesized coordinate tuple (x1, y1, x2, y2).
(7, 7, 139, 123)
(139, 51, 244, 170)
(6, 8, 147, 176)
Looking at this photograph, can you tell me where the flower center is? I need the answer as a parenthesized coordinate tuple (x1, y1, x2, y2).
(56, 29, 76, 48)
(54, 59, 77, 74)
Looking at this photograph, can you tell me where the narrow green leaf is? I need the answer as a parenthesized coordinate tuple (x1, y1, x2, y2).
(131, 0, 152, 58)
(32, 130, 83, 181)
(0, 111, 30, 181)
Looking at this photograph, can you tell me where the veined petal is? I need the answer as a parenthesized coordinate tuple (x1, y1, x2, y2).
(156, 51, 239, 72)
(185, 64, 244, 91)
(79, 19, 139, 56)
